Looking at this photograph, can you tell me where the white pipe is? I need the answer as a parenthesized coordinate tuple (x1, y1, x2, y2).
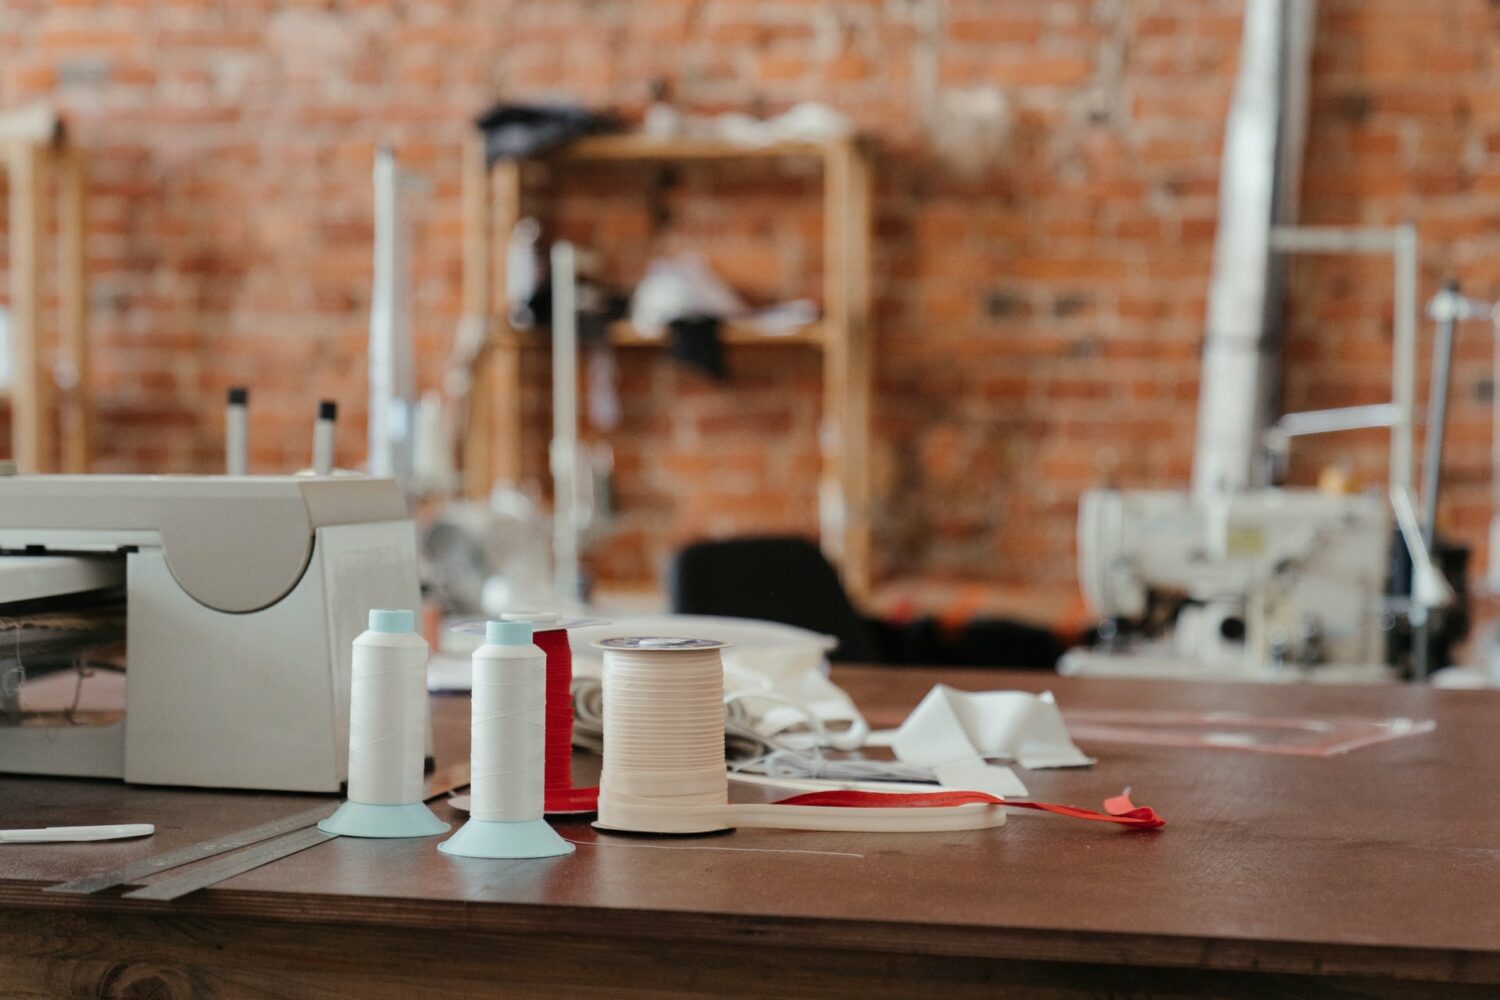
(368, 146, 415, 483)
(1192, 0, 1312, 497)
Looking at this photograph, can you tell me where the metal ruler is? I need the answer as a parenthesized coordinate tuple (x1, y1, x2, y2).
(122, 825, 336, 901)
(46, 762, 469, 898)
(45, 802, 338, 895)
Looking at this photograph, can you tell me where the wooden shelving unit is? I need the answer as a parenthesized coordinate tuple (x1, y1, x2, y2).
(460, 132, 872, 595)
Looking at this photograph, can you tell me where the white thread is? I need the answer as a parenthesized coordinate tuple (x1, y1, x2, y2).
(347, 629, 428, 805)
(470, 639, 546, 822)
(596, 642, 1007, 835)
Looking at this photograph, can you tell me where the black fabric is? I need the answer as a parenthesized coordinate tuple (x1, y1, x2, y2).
(667, 316, 727, 379)
(474, 103, 619, 163)
(668, 537, 882, 662)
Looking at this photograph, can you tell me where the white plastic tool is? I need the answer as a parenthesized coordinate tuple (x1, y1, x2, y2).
(1, 824, 154, 843)
(440, 621, 573, 859)
(319, 609, 449, 839)
(594, 638, 1005, 835)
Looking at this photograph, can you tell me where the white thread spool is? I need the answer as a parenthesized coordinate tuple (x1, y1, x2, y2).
(319, 609, 448, 838)
(440, 621, 573, 858)
(595, 637, 1007, 835)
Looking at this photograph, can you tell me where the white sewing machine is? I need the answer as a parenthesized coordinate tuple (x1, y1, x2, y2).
(0, 475, 421, 792)
(1064, 488, 1394, 681)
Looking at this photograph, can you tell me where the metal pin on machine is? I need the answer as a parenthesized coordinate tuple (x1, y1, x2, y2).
(313, 400, 337, 476)
(225, 386, 249, 476)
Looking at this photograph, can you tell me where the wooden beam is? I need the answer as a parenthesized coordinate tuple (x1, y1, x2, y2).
(552, 134, 832, 162)
(7, 141, 53, 473)
(57, 144, 90, 473)
(488, 159, 524, 487)
(460, 131, 493, 500)
(821, 139, 874, 598)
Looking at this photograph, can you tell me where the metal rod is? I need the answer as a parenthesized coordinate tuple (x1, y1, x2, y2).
(1421, 281, 1459, 548)
(313, 400, 337, 476)
(1413, 280, 1461, 681)
(1275, 403, 1400, 438)
(1268, 225, 1401, 254)
(1392, 222, 1418, 498)
(550, 241, 581, 609)
(225, 386, 249, 476)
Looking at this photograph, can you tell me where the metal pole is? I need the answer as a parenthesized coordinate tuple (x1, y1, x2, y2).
(1413, 279, 1460, 680)
(550, 241, 581, 609)
(1392, 222, 1418, 498)
(1422, 281, 1459, 547)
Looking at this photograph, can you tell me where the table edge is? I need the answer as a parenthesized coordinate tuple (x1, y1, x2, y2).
(3, 880, 1496, 986)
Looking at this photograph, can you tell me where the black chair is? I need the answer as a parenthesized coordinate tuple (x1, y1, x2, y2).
(667, 536, 1063, 668)
(668, 536, 883, 662)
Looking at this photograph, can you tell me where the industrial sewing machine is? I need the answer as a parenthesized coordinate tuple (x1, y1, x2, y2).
(1064, 488, 1396, 681)
(0, 475, 421, 792)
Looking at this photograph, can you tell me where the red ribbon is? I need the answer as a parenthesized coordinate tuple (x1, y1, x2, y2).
(537, 628, 599, 814)
(772, 789, 1165, 830)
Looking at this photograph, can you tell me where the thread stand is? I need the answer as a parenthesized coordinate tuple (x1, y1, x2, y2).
(321, 801, 449, 839)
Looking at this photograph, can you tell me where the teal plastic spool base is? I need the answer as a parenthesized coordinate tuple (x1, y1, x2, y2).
(318, 801, 450, 839)
(438, 818, 575, 859)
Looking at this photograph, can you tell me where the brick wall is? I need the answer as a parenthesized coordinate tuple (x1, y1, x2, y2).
(2, 0, 1499, 617)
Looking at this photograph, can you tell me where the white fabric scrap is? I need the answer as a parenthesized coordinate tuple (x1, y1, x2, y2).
(884, 686, 1095, 798)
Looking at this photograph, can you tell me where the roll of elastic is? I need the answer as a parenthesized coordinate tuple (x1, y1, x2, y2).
(347, 620, 429, 805)
(594, 638, 1007, 835)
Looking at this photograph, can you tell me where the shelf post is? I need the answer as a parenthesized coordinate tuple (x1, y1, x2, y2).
(488, 160, 525, 488)
(8, 139, 53, 473)
(822, 139, 873, 597)
(460, 130, 493, 499)
(58, 143, 89, 473)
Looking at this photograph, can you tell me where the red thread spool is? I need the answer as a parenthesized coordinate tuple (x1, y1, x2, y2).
(535, 627, 599, 814)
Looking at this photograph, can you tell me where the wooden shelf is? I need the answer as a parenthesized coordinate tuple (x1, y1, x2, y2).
(460, 131, 873, 596)
(494, 320, 825, 350)
(548, 134, 843, 163)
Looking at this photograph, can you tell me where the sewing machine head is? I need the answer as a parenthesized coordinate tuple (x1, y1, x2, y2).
(0, 474, 421, 792)
(1067, 487, 1394, 681)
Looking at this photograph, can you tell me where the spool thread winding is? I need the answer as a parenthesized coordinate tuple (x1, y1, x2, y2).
(537, 628, 599, 813)
(347, 633, 428, 805)
(470, 641, 547, 822)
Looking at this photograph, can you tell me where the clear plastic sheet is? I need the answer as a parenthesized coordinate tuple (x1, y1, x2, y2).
(1061, 709, 1435, 757)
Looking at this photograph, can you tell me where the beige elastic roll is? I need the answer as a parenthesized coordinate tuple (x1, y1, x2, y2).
(594, 638, 1005, 835)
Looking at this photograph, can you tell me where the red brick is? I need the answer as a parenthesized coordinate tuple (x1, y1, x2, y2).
(3, 0, 1498, 599)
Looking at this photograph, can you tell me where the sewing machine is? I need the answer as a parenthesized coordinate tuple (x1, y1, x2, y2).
(0, 475, 421, 792)
(1064, 487, 1394, 681)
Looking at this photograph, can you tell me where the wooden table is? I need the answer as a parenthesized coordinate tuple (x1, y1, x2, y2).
(1, 667, 1497, 998)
